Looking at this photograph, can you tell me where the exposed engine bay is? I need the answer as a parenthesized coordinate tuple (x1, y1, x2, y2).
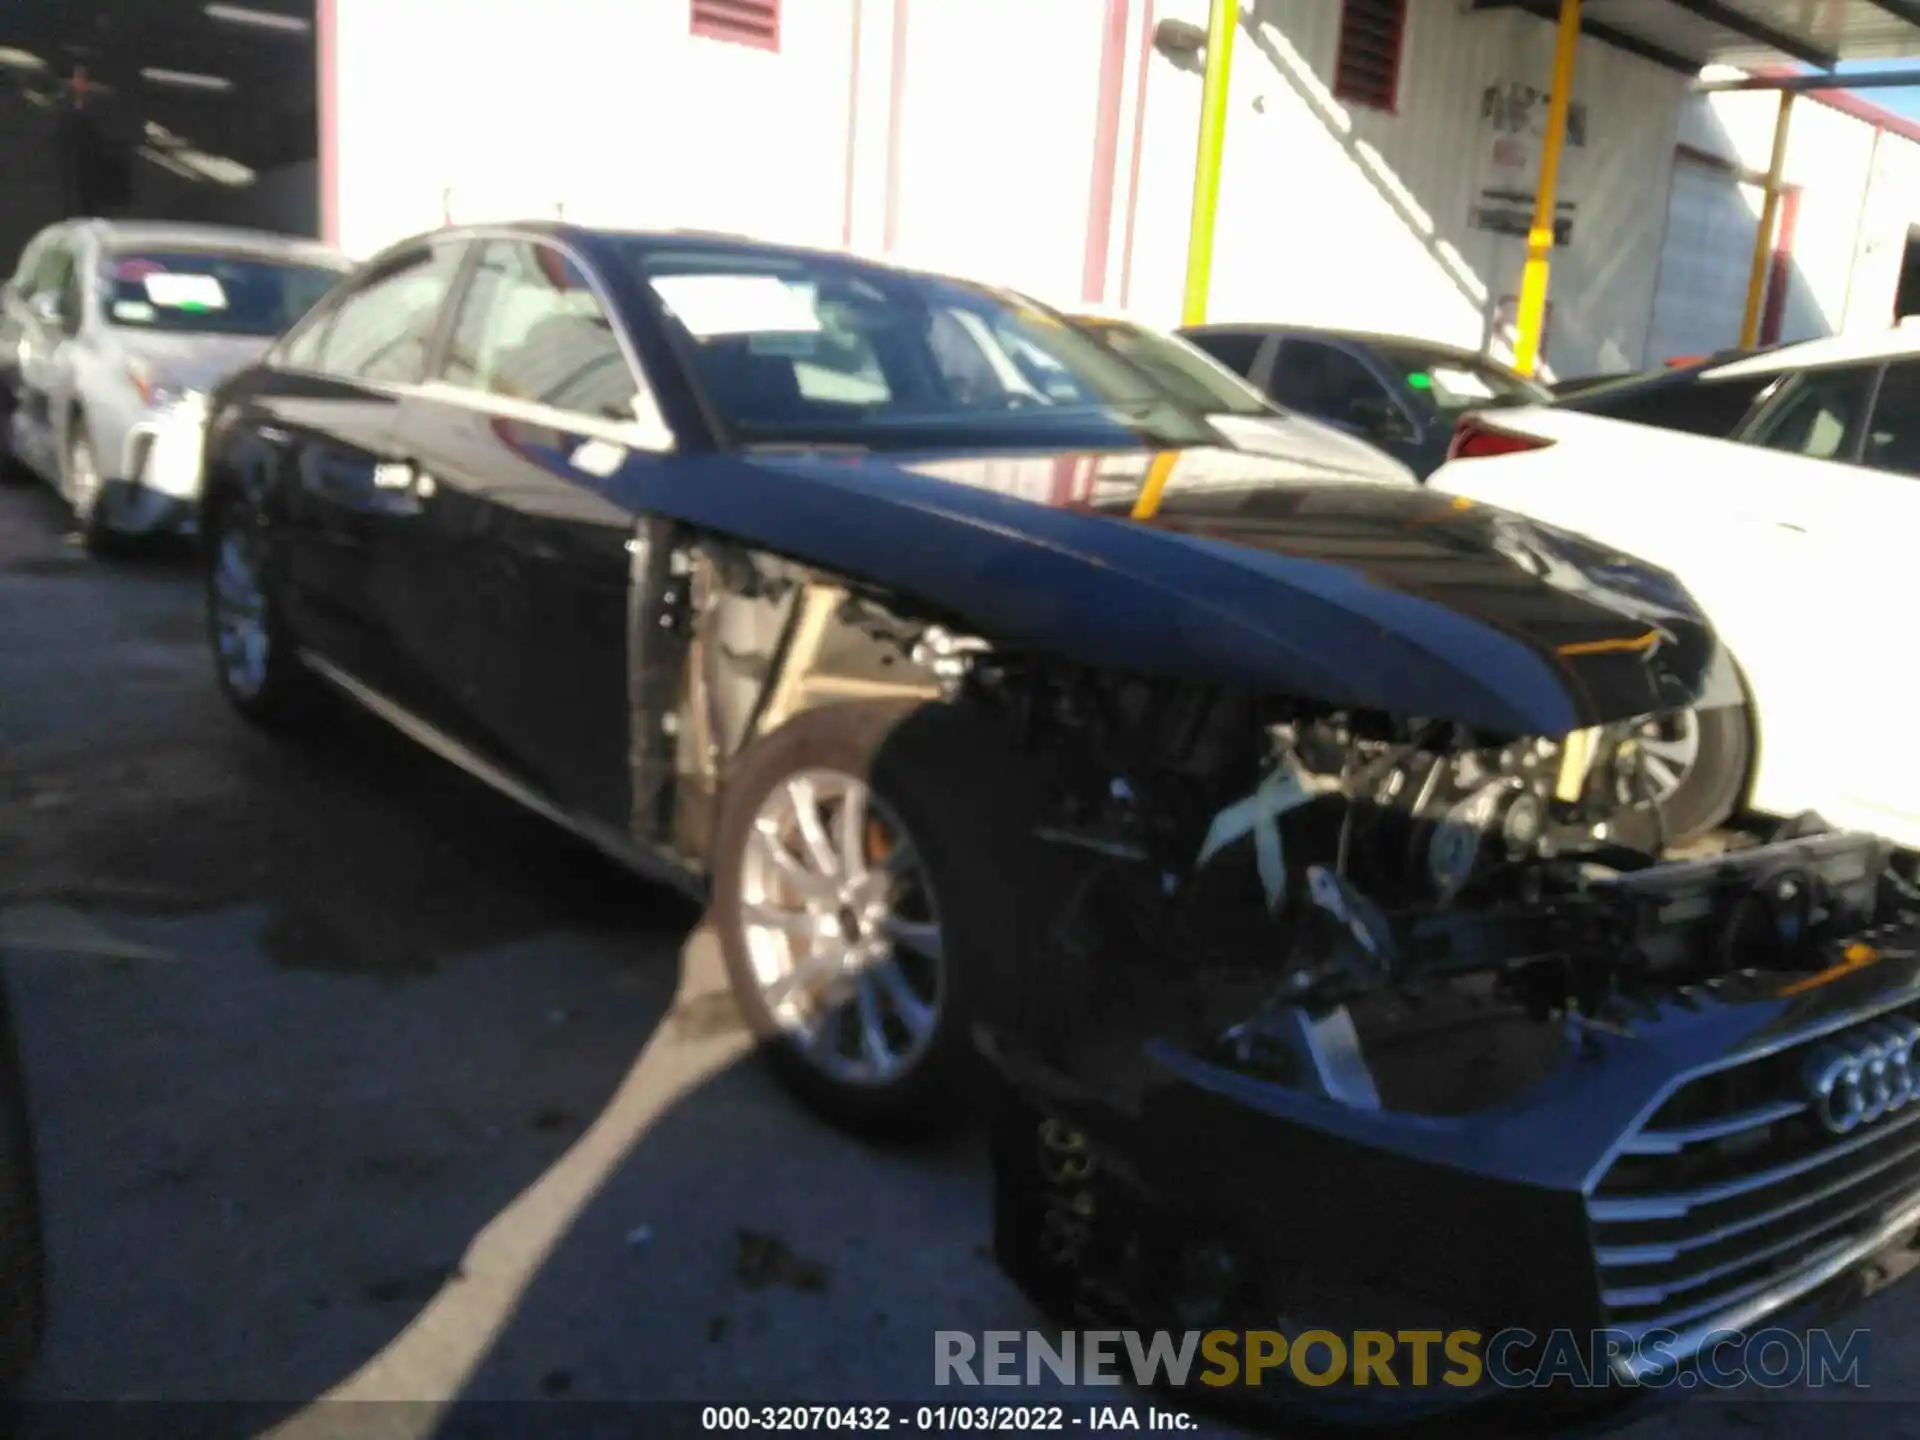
(957, 653, 1920, 1118)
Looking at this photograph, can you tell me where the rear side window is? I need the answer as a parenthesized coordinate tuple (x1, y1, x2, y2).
(1181, 330, 1266, 379)
(1743, 363, 1881, 462)
(1565, 372, 1778, 438)
(1863, 360, 1920, 477)
(439, 239, 646, 421)
(316, 241, 465, 385)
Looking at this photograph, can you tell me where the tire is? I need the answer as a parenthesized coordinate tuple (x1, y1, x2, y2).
(202, 488, 321, 728)
(0, 986, 45, 1399)
(711, 699, 1058, 1141)
(64, 424, 123, 556)
(0, 397, 27, 487)
(1642, 701, 1753, 846)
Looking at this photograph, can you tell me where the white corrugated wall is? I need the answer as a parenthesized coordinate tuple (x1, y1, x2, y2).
(1662, 81, 1901, 350)
(1121, 0, 1685, 378)
(332, 0, 859, 259)
(1847, 127, 1920, 330)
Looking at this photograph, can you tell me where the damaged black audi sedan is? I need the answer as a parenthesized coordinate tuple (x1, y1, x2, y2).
(194, 225, 1920, 1412)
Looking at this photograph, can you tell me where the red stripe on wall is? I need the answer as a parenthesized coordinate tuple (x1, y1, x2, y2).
(317, 0, 339, 245)
(1080, 0, 1133, 304)
(840, 0, 864, 248)
(1760, 186, 1802, 346)
(1117, 0, 1155, 310)
(882, 0, 910, 253)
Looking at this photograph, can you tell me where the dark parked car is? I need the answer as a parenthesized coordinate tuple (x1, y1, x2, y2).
(1181, 324, 1552, 478)
(197, 226, 1920, 1414)
(1549, 345, 1788, 438)
(0, 979, 43, 1399)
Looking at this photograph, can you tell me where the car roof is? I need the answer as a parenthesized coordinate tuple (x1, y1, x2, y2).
(77, 218, 350, 268)
(429, 221, 1009, 293)
(1704, 321, 1920, 379)
(1185, 322, 1481, 358)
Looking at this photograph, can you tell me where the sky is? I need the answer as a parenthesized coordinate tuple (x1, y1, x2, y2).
(1834, 59, 1920, 121)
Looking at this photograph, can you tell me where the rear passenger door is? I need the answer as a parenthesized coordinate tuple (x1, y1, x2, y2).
(250, 236, 467, 694)
(394, 235, 674, 827)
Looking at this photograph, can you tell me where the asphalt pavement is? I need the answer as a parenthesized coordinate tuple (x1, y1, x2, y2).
(0, 475, 1915, 1437)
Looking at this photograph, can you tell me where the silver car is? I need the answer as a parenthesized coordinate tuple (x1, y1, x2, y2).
(0, 219, 350, 550)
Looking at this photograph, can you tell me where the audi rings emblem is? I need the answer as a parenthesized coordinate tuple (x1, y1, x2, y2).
(1802, 1017, 1920, 1136)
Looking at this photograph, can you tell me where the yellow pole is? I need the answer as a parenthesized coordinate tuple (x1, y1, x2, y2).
(1181, 0, 1239, 326)
(1740, 90, 1795, 349)
(1511, 0, 1581, 378)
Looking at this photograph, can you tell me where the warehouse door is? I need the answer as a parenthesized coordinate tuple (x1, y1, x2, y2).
(1644, 156, 1772, 366)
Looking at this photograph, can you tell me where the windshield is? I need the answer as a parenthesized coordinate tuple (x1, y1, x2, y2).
(627, 248, 1217, 451)
(1069, 316, 1277, 417)
(100, 249, 346, 337)
(1374, 344, 1551, 413)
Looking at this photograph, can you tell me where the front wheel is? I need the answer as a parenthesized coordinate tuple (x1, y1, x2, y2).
(1635, 702, 1753, 845)
(203, 491, 320, 727)
(711, 700, 1052, 1141)
(64, 428, 122, 555)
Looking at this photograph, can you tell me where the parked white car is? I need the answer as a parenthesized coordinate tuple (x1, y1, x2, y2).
(0, 219, 350, 551)
(1429, 325, 1920, 846)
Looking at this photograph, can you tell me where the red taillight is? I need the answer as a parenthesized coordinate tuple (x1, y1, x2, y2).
(1446, 415, 1555, 462)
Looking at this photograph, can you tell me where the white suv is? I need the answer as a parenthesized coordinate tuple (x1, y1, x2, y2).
(1428, 325, 1920, 848)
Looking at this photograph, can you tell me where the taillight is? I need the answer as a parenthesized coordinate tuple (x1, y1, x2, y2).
(1446, 414, 1555, 462)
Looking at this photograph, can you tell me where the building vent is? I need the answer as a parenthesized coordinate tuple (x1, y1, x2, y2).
(1333, 0, 1407, 112)
(691, 0, 780, 50)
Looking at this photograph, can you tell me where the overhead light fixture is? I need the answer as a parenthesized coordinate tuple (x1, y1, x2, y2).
(204, 4, 311, 33)
(180, 150, 256, 186)
(0, 47, 45, 71)
(138, 145, 204, 181)
(141, 67, 234, 91)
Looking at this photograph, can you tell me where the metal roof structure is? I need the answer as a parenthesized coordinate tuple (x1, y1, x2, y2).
(1473, 0, 1920, 74)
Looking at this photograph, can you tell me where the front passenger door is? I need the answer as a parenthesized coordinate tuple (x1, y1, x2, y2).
(394, 237, 672, 826)
(1266, 339, 1424, 469)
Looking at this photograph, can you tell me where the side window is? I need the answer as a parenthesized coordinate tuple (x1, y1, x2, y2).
(277, 297, 336, 371)
(1568, 372, 1779, 438)
(1183, 330, 1266, 379)
(440, 239, 642, 420)
(1266, 340, 1388, 421)
(1743, 364, 1880, 462)
(1862, 360, 1920, 477)
(9, 230, 56, 292)
(316, 241, 464, 385)
(29, 243, 74, 306)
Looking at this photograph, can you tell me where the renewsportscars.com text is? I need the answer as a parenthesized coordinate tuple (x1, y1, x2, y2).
(935, 1327, 1872, 1391)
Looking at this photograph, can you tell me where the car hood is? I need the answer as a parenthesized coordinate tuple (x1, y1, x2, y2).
(646, 443, 1740, 737)
(110, 332, 275, 395)
(1205, 411, 1418, 485)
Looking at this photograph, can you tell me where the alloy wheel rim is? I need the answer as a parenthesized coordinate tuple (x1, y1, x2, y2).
(1635, 708, 1702, 804)
(737, 768, 944, 1086)
(211, 521, 271, 697)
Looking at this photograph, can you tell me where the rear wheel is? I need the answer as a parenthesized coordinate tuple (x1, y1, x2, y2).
(711, 700, 1054, 1140)
(204, 490, 320, 727)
